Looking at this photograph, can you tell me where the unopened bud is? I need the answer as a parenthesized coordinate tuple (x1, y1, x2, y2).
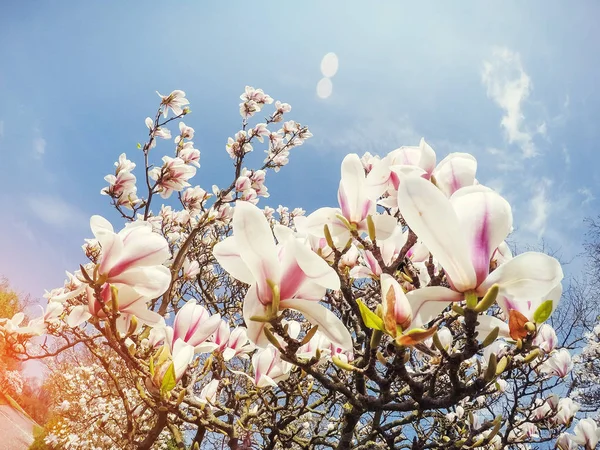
(474, 284, 499, 312)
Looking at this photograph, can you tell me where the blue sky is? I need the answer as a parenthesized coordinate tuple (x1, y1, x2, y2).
(0, 1, 598, 301)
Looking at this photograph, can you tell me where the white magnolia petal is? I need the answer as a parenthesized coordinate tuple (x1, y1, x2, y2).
(110, 227, 170, 276)
(338, 154, 372, 223)
(213, 236, 255, 284)
(475, 314, 510, 339)
(110, 265, 171, 299)
(289, 238, 340, 290)
(303, 207, 347, 238)
(398, 176, 476, 291)
(242, 285, 271, 348)
(233, 202, 280, 294)
(405, 287, 463, 329)
(433, 152, 477, 197)
(450, 186, 512, 287)
(478, 252, 564, 300)
(279, 298, 353, 351)
(67, 306, 92, 328)
(273, 224, 295, 244)
(366, 214, 398, 241)
(123, 301, 165, 328)
(172, 340, 195, 381)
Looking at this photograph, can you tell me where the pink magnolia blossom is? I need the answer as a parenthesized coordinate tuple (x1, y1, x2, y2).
(157, 90, 189, 118)
(304, 154, 397, 245)
(380, 274, 461, 340)
(533, 323, 558, 353)
(252, 345, 293, 388)
(397, 177, 563, 331)
(178, 142, 200, 167)
(197, 379, 219, 408)
(540, 348, 573, 378)
(67, 284, 164, 329)
(166, 299, 221, 353)
(90, 215, 171, 298)
(149, 156, 197, 199)
(432, 152, 478, 198)
(572, 418, 600, 449)
(556, 433, 578, 450)
(213, 201, 352, 350)
(175, 121, 195, 143)
(553, 397, 579, 426)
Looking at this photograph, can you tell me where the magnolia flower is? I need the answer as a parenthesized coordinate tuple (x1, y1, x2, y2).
(157, 90, 189, 118)
(252, 345, 293, 387)
(166, 299, 221, 353)
(540, 348, 573, 378)
(176, 121, 195, 142)
(378, 274, 462, 345)
(366, 138, 436, 199)
(571, 418, 600, 449)
(350, 225, 408, 279)
(44, 302, 64, 323)
(554, 397, 579, 426)
(556, 433, 578, 450)
(222, 326, 255, 360)
(149, 156, 197, 199)
(179, 142, 200, 167)
(89, 215, 171, 298)
(182, 259, 200, 280)
(213, 201, 352, 350)
(397, 177, 563, 332)
(68, 284, 164, 330)
(431, 152, 477, 198)
(533, 323, 558, 353)
(303, 154, 397, 245)
(197, 379, 219, 408)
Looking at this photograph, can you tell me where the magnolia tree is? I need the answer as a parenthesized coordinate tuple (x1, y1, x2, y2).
(1, 88, 598, 450)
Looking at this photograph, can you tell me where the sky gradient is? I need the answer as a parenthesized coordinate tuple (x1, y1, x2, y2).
(0, 1, 598, 302)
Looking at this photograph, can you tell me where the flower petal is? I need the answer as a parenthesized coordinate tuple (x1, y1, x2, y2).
(475, 314, 510, 339)
(213, 236, 255, 284)
(243, 285, 271, 348)
(405, 286, 463, 329)
(67, 306, 92, 328)
(280, 298, 353, 351)
(233, 202, 280, 303)
(338, 154, 373, 223)
(433, 153, 477, 197)
(478, 252, 563, 300)
(398, 176, 476, 291)
(450, 186, 512, 287)
(110, 265, 171, 298)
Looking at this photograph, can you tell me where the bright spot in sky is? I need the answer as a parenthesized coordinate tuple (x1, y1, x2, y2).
(316, 77, 333, 99)
(320, 52, 339, 78)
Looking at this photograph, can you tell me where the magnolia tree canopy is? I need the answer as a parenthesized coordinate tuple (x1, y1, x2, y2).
(1, 88, 599, 450)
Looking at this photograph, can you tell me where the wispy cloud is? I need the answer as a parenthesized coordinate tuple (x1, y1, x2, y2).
(482, 47, 538, 158)
(0, 120, 4, 139)
(524, 178, 551, 239)
(26, 194, 88, 229)
(33, 137, 46, 159)
(578, 187, 595, 205)
(316, 114, 420, 154)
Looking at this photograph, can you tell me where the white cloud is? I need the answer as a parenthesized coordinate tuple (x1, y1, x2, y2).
(318, 114, 420, 154)
(0, 120, 4, 139)
(482, 47, 538, 158)
(33, 137, 46, 158)
(27, 195, 88, 229)
(578, 187, 595, 205)
(524, 178, 551, 239)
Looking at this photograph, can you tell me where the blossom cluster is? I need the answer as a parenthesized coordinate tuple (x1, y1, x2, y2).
(0, 88, 597, 449)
